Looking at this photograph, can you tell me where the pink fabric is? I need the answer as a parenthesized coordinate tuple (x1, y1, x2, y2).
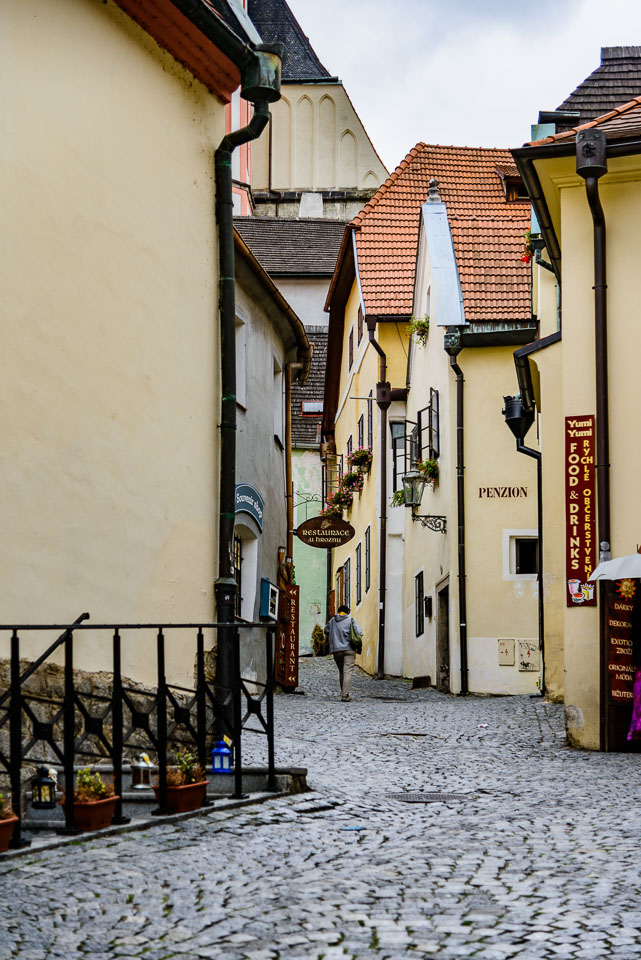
(627, 667, 641, 741)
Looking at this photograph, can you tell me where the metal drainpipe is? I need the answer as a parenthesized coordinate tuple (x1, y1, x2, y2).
(367, 318, 390, 679)
(444, 331, 468, 695)
(214, 101, 270, 699)
(576, 128, 610, 751)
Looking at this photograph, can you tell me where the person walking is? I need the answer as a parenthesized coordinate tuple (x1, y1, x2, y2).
(324, 605, 363, 702)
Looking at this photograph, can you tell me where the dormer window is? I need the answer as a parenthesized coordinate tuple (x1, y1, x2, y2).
(495, 164, 529, 202)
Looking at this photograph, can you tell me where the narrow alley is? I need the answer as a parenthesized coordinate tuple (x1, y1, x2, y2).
(3, 658, 639, 959)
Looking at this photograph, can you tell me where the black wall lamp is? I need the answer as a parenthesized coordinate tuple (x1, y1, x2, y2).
(401, 467, 447, 533)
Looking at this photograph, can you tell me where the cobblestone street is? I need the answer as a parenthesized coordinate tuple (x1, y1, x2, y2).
(4, 657, 641, 959)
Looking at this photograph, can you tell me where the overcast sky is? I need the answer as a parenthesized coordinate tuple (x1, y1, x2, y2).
(289, 0, 641, 172)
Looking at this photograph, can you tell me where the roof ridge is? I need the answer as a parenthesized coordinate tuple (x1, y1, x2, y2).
(350, 142, 428, 228)
(528, 94, 641, 145)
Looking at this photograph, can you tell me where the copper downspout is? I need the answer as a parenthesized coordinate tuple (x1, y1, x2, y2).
(367, 317, 390, 679)
(576, 128, 610, 751)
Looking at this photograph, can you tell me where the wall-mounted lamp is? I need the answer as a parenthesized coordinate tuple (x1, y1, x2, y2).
(401, 468, 447, 533)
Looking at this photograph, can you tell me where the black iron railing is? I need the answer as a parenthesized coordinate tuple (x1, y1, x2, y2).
(0, 618, 276, 848)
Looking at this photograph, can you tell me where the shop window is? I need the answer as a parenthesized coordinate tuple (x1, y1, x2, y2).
(355, 543, 362, 606)
(234, 525, 259, 620)
(415, 571, 425, 637)
(365, 526, 371, 593)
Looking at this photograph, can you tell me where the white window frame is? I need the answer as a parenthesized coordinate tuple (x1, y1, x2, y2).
(502, 529, 538, 581)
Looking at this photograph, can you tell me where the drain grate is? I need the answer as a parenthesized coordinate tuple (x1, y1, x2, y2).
(387, 792, 474, 803)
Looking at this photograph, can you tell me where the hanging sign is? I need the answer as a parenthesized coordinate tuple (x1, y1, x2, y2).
(296, 516, 355, 549)
(564, 415, 597, 606)
(235, 483, 264, 531)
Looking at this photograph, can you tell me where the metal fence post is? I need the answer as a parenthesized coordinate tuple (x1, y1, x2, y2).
(61, 628, 76, 834)
(232, 628, 246, 799)
(152, 628, 169, 815)
(111, 629, 129, 825)
(9, 630, 29, 848)
(266, 626, 276, 793)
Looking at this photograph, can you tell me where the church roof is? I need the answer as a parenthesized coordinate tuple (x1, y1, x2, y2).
(234, 217, 346, 275)
(248, 0, 334, 81)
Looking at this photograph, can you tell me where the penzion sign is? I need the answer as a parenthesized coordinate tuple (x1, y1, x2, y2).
(296, 516, 355, 549)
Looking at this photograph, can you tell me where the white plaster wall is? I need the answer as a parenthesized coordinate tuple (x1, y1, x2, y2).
(272, 277, 330, 328)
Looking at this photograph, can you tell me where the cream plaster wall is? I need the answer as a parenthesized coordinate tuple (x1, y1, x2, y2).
(555, 166, 641, 748)
(252, 84, 387, 192)
(0, 0, 228, 686)
(272, 277, 330, 328)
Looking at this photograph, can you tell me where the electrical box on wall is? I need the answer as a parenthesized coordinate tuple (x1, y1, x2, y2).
(259, 578, 279, 621)
(519, 640, 539, 671)
(498, 638, 515, 665)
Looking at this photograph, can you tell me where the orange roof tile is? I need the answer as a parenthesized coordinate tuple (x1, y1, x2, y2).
(351, 143, 531, 322)
(527, 95, 641, 146)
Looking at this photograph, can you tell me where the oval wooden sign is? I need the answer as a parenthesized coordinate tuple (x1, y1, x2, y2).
(296, 516, 355, 549)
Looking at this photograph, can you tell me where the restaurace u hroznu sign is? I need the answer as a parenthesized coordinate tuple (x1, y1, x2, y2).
(296, 516, 355, 548)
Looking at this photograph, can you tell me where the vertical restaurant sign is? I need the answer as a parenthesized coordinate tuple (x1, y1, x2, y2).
(275, 584, 299, 688)
(565, 415, 597, 606)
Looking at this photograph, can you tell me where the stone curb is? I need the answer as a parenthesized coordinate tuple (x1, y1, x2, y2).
(1, 790, 295, 861)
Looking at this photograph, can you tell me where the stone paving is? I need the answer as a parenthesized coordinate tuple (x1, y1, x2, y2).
(4, 657, 641, 959)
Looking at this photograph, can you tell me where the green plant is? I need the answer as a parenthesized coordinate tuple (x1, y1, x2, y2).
(521, 229, 534, 263)
(347, 447, 373, 471)
(167, 750, 205, 786)
(417, 457, 439, 482)
(340, 470, 364, 493)
(73, 768, 115, 803)
(0, 792, 13, 819)
(311, 624, 328, 657)
(390, 489, 406, 508)
(407, 315, 430, 347)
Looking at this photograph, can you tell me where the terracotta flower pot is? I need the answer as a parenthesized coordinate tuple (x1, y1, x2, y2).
(0, 813, 18, 853)
(59, 795, 119, 832)
(153, 780, 208, 813)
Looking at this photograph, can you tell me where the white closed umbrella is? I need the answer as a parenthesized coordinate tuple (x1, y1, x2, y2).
(589, 553, 641, 581)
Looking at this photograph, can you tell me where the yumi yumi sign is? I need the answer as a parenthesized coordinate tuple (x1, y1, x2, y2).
(564, 415, 596, 607)
(296, 516, 355, 549)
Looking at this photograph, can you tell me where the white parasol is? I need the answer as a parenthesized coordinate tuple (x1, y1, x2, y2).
(589, 553, 641, 581)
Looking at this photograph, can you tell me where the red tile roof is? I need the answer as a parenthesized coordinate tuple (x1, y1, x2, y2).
(349, 143, 531, 323)
(528, 95, 641, 146)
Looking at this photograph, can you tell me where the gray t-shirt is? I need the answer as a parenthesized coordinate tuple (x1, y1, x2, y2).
(324, 613, 363, 653)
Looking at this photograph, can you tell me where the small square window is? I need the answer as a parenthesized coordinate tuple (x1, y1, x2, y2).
(515, 538, 538, 575)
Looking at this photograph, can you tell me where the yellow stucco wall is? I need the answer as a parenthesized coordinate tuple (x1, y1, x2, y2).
(252, 84, 387, 192)
(0, 0, 227, 685)
(533, 153, 641, 747)
(329, 283, 408, 675)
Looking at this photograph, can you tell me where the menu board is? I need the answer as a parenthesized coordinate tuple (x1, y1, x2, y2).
(606, 580, 640, 751)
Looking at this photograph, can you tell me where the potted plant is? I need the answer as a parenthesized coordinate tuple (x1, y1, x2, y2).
(521, 229, 534, 263)
(333, 486, 353, 510)
(347, 447, 373, 472)
(154, 750, 208, 813)
(406, 315, 430, 347)
(340, 470, 364, 494)
(417, 457, 439, 484)
(0, 792, 18, 853)
(59, 768, 118, 832)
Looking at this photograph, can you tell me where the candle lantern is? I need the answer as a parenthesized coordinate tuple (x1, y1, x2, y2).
(32, 767, 57, 809)
(131, 753, 154, 789)
(211, 739, 232, 774)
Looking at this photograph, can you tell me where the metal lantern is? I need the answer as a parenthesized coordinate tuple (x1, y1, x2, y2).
(402, 468, 427, 508)
(211, 739, 232, 775)
(32, 766, 57, 809)
(131, 753, 154, 789)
